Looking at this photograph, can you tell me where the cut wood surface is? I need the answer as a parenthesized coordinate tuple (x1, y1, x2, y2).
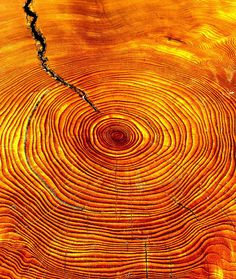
(0, 0, 236, 278)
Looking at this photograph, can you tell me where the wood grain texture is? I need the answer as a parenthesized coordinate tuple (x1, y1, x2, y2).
(0, 0, 236, 278)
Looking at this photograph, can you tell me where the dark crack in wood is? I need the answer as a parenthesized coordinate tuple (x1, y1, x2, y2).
(23, 0, 99, 112)
(145, 242, 148, 279)
(172, 196, 199, 221)
(24, 91, 85, 211)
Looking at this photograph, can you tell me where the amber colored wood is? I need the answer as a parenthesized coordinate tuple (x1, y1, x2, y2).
(0, 0, 236, 278)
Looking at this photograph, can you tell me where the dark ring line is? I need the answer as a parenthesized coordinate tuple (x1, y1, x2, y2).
(97, 122, 133, 150)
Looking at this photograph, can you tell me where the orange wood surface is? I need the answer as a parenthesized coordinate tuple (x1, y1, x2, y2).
(0, 0, 236, 278)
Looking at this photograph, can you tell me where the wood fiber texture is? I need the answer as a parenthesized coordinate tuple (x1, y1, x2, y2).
(0, 0, 236, 278)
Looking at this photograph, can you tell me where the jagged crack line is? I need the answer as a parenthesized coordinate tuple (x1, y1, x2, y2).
(24, 93, 108, 215)
(23, 0, 99, 112)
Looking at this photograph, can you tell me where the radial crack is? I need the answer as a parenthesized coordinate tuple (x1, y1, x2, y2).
(169, 256, 173, 279)
(144, 242, 148, 279)
(172, 196, 198, 221)
(23, 0, 98, 111)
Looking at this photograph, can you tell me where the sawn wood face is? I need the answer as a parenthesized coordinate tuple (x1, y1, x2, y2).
(0, 0, 235, 278)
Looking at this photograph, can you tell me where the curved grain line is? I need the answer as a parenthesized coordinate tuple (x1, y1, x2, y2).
(1, 0, 235, 277)
(24, 90, 85, 211)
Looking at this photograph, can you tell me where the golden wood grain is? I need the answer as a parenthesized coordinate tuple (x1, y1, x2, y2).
(0, 0, 236, 278)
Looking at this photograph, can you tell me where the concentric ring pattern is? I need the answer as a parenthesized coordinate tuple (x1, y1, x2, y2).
(0, 0, 236, 278)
